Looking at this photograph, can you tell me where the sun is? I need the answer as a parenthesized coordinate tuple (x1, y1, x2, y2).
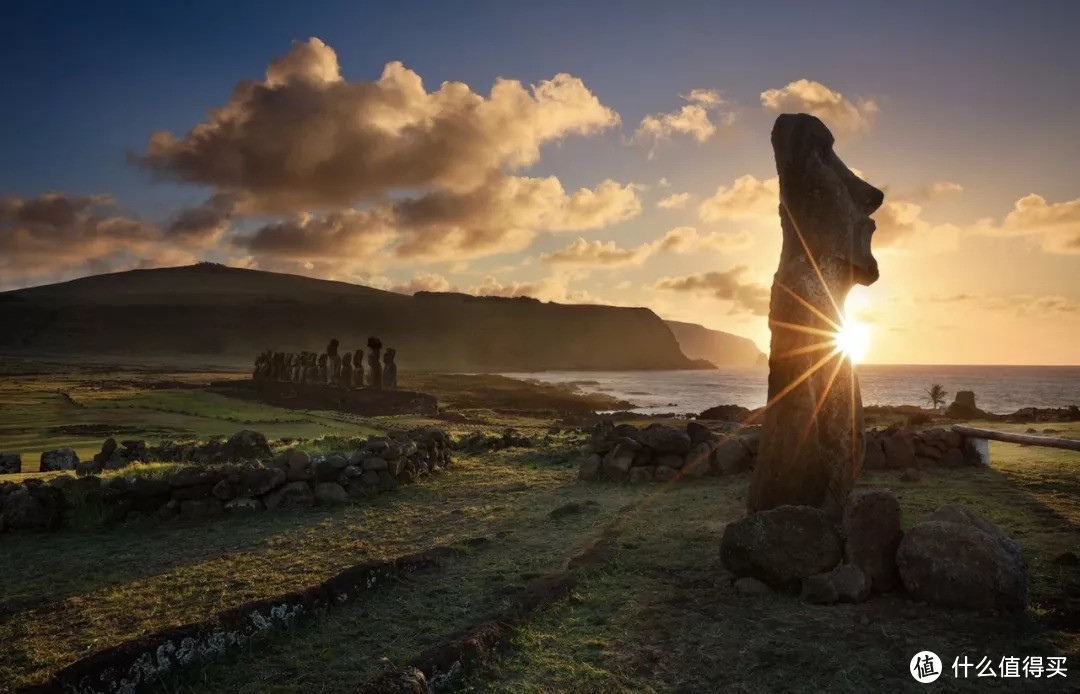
(833, 315, 870, 363)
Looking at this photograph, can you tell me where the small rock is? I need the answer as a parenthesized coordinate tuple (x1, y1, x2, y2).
(843, 489, 902, 593)
(653, 465, 679, 483)
(314, 482, 348, 504)
(1052, 551, 1078, 566)
(800, 573, 839, 605)
(628, 466, 654, 484)
(224, 497, 262, 514)
(211, 479, 235, 501)
(263, 480, 315, 511)
(363, 456, 389, 472)
(578, 454, 602, 481)
(900, 467, 921, 482)
(223, 429, 271, 461)
(0, 452, 22, 474)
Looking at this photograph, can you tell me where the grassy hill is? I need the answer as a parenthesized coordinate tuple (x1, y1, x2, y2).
(0, 264, 704, 372)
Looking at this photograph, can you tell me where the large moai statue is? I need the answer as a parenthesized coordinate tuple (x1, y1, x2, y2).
(382, 348, 398, 391)
(367, 336, 383, 390)
(327, 339, 341, 385)
(747, 113, 884, 519)
(340, 352, 353, 388)
(317, 354, 328, 384)
(353, 349, 364, 388)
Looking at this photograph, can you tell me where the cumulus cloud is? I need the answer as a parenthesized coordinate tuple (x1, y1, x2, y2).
(138, 38, 620, 214)
(657, 226, 752, 253)
(0, 192, 159, 280)
(698, 174, 779, 222)
(912, 181, 964, 200)
(652, 265, 770, 315)
(970, 193, 1080, 254)
(633, 89, 734, 153)
(541, 238, 654, 267)
(760, 79, 877, 136)
(871, 199, 963, 253)
(388, 272, 453, 294)
(164, 193, 235, 247)
(657, 192, 691, 210)
(236, 208, 397, 261)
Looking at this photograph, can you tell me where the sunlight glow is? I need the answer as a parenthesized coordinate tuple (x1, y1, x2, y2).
(833, 316, 870, 363)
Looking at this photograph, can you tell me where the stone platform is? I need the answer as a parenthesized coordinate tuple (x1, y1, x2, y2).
(251, 380, 438, 416)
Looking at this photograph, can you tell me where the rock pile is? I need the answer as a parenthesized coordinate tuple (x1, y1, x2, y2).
(0, 452, 21, 475)
(455, 429, 534, 454)
(0, 427, 452, 535)
(862, 426, 984, 471)
(720, 491, 1028, 613)
(150, 429, 272, 466)
(578, 419, 759, 483)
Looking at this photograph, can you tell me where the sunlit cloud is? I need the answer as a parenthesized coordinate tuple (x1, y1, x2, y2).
(633, 88, 735, 154)
(657, 192, 691, 210)
(698, 174, 778, 222)
(652, 265, 770, 315)
(761, 79, 877, 136)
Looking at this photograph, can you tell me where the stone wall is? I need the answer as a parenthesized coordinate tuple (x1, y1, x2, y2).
(0, 427, 451, 535)
(580, 420, 987, 483)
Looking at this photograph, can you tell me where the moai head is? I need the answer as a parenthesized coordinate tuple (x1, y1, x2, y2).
(384, 348, 396, 364)
(327, 339, 339, 357)
(771, 114, 884, 286)
(342, 352, 353, 368)
(367, 336, 382, 352)
(354, 349, 363, 365)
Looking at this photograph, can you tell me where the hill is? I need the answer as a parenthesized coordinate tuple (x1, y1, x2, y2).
(0, 264, 699, 372)
(664, 320, 766, 367)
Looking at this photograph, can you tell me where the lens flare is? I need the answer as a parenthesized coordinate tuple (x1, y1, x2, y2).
(833, 316, 870, 363)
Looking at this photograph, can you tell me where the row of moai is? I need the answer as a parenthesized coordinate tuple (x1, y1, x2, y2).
(253, 337, 397, 390)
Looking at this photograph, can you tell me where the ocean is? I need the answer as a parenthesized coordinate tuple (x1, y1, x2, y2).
(499, 365, 1080, 415)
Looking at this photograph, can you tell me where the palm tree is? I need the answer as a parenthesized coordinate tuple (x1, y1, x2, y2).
(925, 383, 948, 410)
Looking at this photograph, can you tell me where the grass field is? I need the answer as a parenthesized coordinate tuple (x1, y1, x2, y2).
(0, 364, 1078, 692)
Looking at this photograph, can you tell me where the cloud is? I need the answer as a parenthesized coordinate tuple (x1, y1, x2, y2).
(971, 193, 1080, 254)
(698, 174, 779, 222)
(760, 79, 877, 136)
(388, 272, 453, 294)
(541, 238, 654, 267)
(923, 292, 1080, 315)
(657, 192, 691, 210)
(657, 226, 752, 253)
(911, 180, 964, 200)
(464, 273, 596, 303)
(871, 199, 963, 253)
(137, 38, 620, 214)
(391, 175, 642, 260)
(164, 193, 235, 247)
(633, 89, 734, 152)
(236, 207, 397, 261)
(0, 192, 159, 281)
(652, 265, 770, 315)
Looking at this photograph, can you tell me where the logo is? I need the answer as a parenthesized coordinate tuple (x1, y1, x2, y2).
(911, 651, 943, 683)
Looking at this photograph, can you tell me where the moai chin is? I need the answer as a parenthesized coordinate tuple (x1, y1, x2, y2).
(367, 336, 383, 390)
(747, 113, 884, 519)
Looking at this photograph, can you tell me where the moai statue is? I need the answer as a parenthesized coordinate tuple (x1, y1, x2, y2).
(367, 336, 383, 390)
(317, 354, 328, 384)
(292, 353, 302, 382)
(273, 352, 286, 381)
(305, 352, 318, 383)
(382, 348, 398, 391)
(748, 113, 884, 519)
(327, 338, 340, 385)
(253, 351, 269, 380)
(353, 349, 364, 388)
(340, 352, 353, 388)
(284, 353, 294, 382)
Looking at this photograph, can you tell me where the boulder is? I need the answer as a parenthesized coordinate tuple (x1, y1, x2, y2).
(941, 447, 965, 468)
(734, 576, 773, 597)
(170, 466, 220, 488)
(360, 470, 381, 487)
(223, 429, 271, 461)
(314, 459, 343, 483)
(363, 457, 389, 472)
(653, 465, 679, 483)
(656, 453, 685, 469)
(883, 430, 916, 470)
(377, 470, 398, 491)
(638, 425, 693, 455)
(862, 438, 887, 471)
(314, 482, 349, 504)
(686, 421, 714, 445)
(578, 454, 602, 481)
(801, 564, 870, 604)
(101, 437, 118, 456)
(75, 460, 102, 477)
(698, 404, 751, 422)
(682, 442, 712, 478)
(628, 466, 654, 484)
(1, 485, 64, 530)
(896, 505, 1027, 612)
(720, 505, 843, 587)
(602, 446, 634, 480)
(263, 481, 315, 511)
(712, 438, 753, 475)
(235, 466, 287, 497)
(843, 489, 902, 593)
(211, 480, 235, 501)
(40, 448, 79, 472)
(0, 453, 22, 474)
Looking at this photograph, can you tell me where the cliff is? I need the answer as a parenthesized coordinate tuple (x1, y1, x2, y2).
(0, 264, 697, 372)
(663, 320, 766, 367)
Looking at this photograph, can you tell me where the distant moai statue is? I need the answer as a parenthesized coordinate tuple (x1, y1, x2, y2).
(353, 349, 364, 388)
(382, 348, 398, 391)
(317, 354, 328, 383)
(273, 352, 286, 381)
(292, 353, 302, 382)
(253, 351, 271, 380)
(367, 336, 383, 390)
(305, 352, 318, 383)
(340, 352, 353, 388)
(327, 339, 341, 385)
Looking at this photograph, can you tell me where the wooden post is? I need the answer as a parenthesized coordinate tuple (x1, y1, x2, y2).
(951, 425, 1080, 453)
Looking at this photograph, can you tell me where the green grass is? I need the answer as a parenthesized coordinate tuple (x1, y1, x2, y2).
(1, 363, 1077, 692)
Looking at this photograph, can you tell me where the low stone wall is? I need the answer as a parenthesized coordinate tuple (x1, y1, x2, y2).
(580, 420, 988, 483)
(0, 427, 451, 535)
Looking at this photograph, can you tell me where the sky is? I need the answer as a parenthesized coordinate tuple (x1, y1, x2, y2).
(2, 0, 1079, 365)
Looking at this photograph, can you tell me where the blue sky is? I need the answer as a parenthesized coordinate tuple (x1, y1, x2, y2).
(2, 1, 1079, 363)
